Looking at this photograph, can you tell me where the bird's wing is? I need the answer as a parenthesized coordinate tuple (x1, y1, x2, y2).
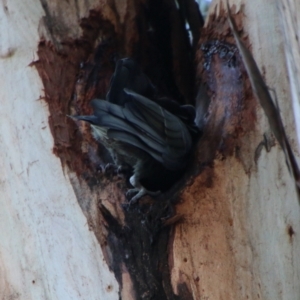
(91, 99, 169, 156)
(91, 90, 192, 170)
(107, 130, 164, 164)
(123, 90, 193, 169)
(123, 89, 192, 149)
(91, 99, 144, 138)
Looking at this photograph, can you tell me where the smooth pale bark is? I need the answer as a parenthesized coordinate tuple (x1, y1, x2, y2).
(277, 0, 300, 148)
(0, 1, 118, 299)
(170, 1, 300, 299)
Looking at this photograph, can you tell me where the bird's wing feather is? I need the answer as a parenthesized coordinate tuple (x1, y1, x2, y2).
(123, 105, 166, 145)
(108, 130, 163, 163)
(91, 99, 124, 119)
(123, 89, 192, 153)
(91, 99, 167, 155)
(90, 92, 192, 170)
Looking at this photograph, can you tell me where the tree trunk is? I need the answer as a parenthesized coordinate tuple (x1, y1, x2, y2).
(0, 0, 299, 299)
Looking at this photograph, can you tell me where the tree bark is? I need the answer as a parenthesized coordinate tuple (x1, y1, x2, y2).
(0, 0, 299, 299)
(0, 1, 119, 299)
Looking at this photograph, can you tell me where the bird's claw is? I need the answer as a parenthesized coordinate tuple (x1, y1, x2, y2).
(97, 163, 131, 179)
(126, 188, 139, 199)
(104, 163, 118, 175)
(126, 187, 161, 204)
(96, 163, 119, 175)
(117, 165, 132, 175)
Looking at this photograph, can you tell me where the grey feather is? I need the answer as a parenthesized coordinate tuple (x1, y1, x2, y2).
(70, 58, 200, 202)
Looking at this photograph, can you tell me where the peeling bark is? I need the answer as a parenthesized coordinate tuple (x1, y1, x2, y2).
(34, 1, 200, 299)
(1, 0, 300, 299)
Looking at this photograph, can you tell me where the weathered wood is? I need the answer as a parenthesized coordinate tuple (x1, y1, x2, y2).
(277, 0, 300, 148)
(170, 1, 300, 299)
(1, 0, 300, 299)
(0, 1, 119, 299)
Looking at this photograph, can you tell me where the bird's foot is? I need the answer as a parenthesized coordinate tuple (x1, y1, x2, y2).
(105, 163, 117, 174)
(97, 163, 131, 180)
(126, 187, 161, 204)
(117, 165, 132, 175)
(97, 163, 118, 175)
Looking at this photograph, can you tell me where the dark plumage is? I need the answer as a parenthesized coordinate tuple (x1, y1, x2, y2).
(72, 58, 199, 203)
(106, 58, 157, 104)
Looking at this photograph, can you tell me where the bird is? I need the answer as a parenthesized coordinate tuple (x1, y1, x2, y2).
(106, 58, 199, 138)
(71, 58, 199, 203)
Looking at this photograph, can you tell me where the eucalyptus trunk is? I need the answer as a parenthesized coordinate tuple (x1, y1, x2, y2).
(0, 0, 299, 299)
